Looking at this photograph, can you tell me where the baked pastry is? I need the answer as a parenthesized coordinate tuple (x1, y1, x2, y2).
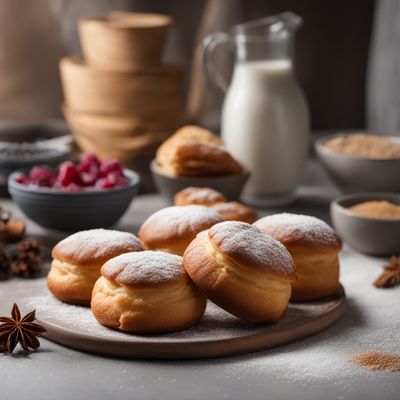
(156, 125, 244, 177)
(183, 221, 296, 323)
(253, 213, 342, 301)
(173, 187, 226, 206)
(139, 205, 223, 255)
(91, 251, 206, 333)
(48, 229, 143, 305)
(210, 201, 257, 223)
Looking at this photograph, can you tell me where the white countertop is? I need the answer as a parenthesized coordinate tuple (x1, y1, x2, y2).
(0, 160, 399, 400)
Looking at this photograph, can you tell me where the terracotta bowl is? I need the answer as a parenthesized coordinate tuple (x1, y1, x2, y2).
(150, 160, 250, 203)
(79, 12, 173, 70)
(331, 192, 400, 256)
(60, 57, 183, 117)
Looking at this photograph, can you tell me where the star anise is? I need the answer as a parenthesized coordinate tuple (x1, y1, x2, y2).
(10, 239, 42, 278)
(0, 303, 46, 353)
(373, 255, 400, 288)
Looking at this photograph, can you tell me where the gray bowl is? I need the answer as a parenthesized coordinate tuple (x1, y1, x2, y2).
(330, 192, 400, 256)
(315, 134, 400, 193)
(0, 120, 72, 193)
(150, 159, 249, 203)
(8, 168, 140, 232)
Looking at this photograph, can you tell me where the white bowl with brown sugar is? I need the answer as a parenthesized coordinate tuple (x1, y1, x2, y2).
(315, 133, 400, 193)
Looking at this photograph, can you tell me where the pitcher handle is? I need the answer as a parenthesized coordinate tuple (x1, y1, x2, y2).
(203, 32, 234, 95)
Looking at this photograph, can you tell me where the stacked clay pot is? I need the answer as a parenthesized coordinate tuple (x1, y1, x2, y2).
(60, 11, 184, 171)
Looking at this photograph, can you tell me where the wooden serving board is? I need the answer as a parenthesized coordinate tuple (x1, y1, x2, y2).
(17, 279, 345, 359)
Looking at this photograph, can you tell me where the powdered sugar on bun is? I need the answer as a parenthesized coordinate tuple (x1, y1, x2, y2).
(208, 221, 296, 281)
(139, 205, 223, 242)
(253, 213, 342, 252)
(52, 229, 143, 267)
(101, 250, 186, 288)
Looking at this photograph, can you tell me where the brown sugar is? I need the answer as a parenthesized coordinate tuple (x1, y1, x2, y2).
(324, 134, 400, 159)
(347, 200, 400, 220)
(350, 351, 400, 372)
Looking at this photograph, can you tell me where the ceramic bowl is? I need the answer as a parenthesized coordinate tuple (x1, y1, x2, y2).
(150, 159, 250, 203)
(0, 120, 72, 194)
(8, 168, 140, 232)
(60, 57, 183, 117)
(79, 12, 172, 70)
(315, 133, 400, 193)
(330, 192, 400, 256)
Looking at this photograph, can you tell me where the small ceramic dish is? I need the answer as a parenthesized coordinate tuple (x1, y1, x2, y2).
(150, 159, 250, 203)
(315, 133, 400, 193)
(330, 192, 400, 256)
(8, 168, 140, 232)
(0, 120, 72, 193)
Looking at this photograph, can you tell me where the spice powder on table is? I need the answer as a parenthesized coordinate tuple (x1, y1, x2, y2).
(350, 351, 400, 372)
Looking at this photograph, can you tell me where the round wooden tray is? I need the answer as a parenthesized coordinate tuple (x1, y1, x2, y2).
(20, 279, 346, 359)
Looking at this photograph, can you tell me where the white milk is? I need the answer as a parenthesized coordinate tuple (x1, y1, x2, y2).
(221, 60, 309, 205)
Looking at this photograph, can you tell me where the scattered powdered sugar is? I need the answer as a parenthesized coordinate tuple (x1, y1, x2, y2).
(209, 221, 295, 277)
(140, 206, 222, 238)
(254, 213, 340, 248)
(102, 250, 185, 286)
(224, 249, 400, 388)
(54, 229, 142, 258)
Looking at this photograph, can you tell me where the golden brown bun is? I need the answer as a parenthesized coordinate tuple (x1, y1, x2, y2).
(138, 205, 223, 255)
(253, 213, 342, 301)
(48, 229, 143, 305)
(173, 187, 226, 206)
(183, 221, 296, 323)
(91, 251, 207, 333)
(210, 201, 257, 223)
(156, 125, 243, 177)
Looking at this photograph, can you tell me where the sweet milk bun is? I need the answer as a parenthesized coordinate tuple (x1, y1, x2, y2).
(210, 201, 257, 223)
(91, 250, 206, 333)
(48, 229, 143, 305)
(183, 221, 296, 323)
(173, 187, 226, 206)
(138, 205, 223, 255)
(254, 213, 342, 301)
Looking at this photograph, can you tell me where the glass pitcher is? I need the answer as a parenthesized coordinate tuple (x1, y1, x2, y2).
(203, 12, 309, 206)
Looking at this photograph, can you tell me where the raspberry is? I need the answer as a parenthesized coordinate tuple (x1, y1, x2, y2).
(95, 177, 116, 190)
(78, 154, 101, 186)
(107, 171, 128, 187)
(15, 173, 28, 185)
(28, 166, 56, 187)
(99, 159, 123, 178)
(56, 161, 83, 187)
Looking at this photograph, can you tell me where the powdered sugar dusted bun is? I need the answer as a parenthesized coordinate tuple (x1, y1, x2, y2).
(183, 221, 296, 323)
(48, 229, 143, 305)
(254, 214, 341, 301)
(253, 213, 342, 253)
(91, 251, 206, 333)
(52, 229, 143, 267)
(138, 205, 223, 255)
(101, 251, 186, 288)
(210, 201, 257, 224)
(173, 187, 226, 206)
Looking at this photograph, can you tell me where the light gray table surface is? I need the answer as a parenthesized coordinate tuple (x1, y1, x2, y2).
(0, 160, 399, 400)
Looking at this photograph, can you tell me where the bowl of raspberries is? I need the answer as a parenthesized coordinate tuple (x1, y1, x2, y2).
(8, 154, 140, 231)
